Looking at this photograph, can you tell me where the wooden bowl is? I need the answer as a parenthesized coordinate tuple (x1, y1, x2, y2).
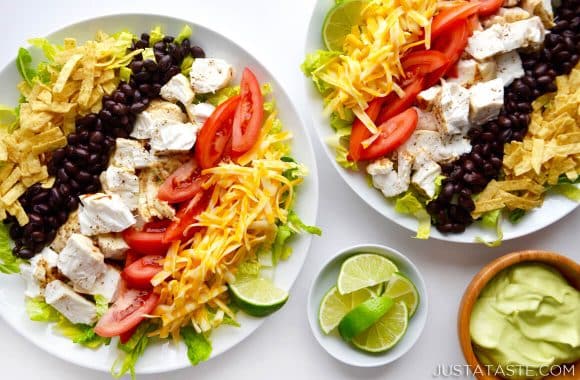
(458, 250, 580, 380)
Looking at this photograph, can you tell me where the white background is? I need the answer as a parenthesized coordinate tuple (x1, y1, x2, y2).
(0, 1, 578, 379)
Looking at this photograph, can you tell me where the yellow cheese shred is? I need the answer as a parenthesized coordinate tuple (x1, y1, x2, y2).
(150, 111, 305, 339)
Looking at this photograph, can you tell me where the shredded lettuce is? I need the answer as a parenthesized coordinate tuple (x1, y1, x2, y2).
(149, 26, 164, 46)
(237, 260, 261, 277)
(326, 111, 358, 170)
(550, 183, 580, 201)
(475, 210, 503, 247)
(394, 192, 431, 239)
(301, 50, 340, 95)
(203, 85, 240, 106)
(558, 175, 580, 185)
(180, 55, 194, 76)
(181, 326, 212, 366)
(508, 208, 526, 224)
(26, 297, 110, 348)
(95, 294, 109, 318)
(28, 38, 59, 61)
(119, 66, 132, 82)
(16, 48, 37, 85)
(175, 25, 192, 43)
(272, 211, 321, 263)
(142, 47, 156, 62)
(0, 224, 23, 274)
(112, 323, 153, 380)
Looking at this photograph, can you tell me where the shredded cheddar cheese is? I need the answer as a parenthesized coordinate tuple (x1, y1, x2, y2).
(150, 111, 306, 339)
(313, 0, 438, 133)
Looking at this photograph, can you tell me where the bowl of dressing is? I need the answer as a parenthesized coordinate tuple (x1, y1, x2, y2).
(458, 250, 580, 380)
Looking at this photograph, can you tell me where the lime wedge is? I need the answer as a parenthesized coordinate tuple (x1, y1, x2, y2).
(352, 301, 408, 352)
(322, 0, 365, 51)
(384, 272, 420, 318)
(337, 253, 398, 295)
(319, 286, 372, 334)
(338, 295, 394, 342)
(229, 277, 288, 317)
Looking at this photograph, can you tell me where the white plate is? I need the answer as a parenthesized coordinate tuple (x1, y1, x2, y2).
(0, 13, 318, 375)
(307, 244, 428, 367)
(303, 0, 579, 243)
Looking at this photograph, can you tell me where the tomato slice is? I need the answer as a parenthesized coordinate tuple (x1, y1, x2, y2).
(232, 68, 264, 154)
(94, 281, 159, 338)
(477, 0, 504, 16)
(430, 2, 479, 41)
(162, 192, 209, 243)
(122, 220, 172, 256)
(195, 95, 241, 169)
(124, 249, 141, 267)
(432, 20, 471, 76)
(119, 328, 136, 344)
(158, 159, 204, 204)
(377, 78, 424, 125)
(402, 51, 449, 79)
(348, 98, 386, 162)
(359, 108, 419, 161)
(122, 255, 164, 289)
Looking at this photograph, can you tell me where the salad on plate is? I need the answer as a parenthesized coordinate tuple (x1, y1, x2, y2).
(303, 0, 580, 243)
(0, 25, 319, 378)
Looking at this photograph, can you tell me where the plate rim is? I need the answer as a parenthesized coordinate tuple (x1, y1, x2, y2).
(302, 0, 579, 244)
(0, 11, 319, 374)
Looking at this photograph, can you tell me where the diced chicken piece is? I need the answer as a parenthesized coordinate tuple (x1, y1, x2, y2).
(50, 211, 80, 253)
(44, 280, 97, 325)
(482, 7, 531, 28)
(476, 60, 498, 82)
(521, 0, 554, 27)
(189, 58, 234, 94)
(416, 85, 441, 110)
(110, 138, 155, 171)
(150, 121, 201, 154)
(137, 158, 185, 222)
(367, 152, 413, 198)
(496, 51, 525, 87)
(415, 108, 439, 131)
(503, 0, 519, 7)
(448, 60, 478, 87)
(466, 17, 546, 61)
(78, 193, 136, 236)
(469, 78, 504, 125)
(186, 102, 215, 126)
(90, 265, 121, 303)
(20, 247, 59, 298)
(433, 81, 471, 135)
(160, 73, 195, 105)
(57, 233, 106, 293)
(100, 166, 140, 211)
(131, 100, 187, 140)
(400, 130, 471, 163)
(411, 155, 442, 198)
(96, 233, 130, 260)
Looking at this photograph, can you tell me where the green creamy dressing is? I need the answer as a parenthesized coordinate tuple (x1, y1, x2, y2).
(470, 263, 580, 380)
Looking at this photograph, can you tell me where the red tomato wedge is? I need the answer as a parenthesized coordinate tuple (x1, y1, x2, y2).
(232, 68, 264, 154)
(430, 2, 479, 41)
(158, 159, 204, 204)
(401, 51, 449, 79)
(477, 0, 504, 16)
(124, 250, 141, 267)
(94, 282, 159, 338)
(195, 95, 241, 169)
(432, 20, 471, 76)
(119, 328, 136, 344)
(123, 220, 172, 256)
(348, 97, 386, 162)
(377, 78, 424, 125)
(122, 255, 164, 289)
(359, 108, 419, 161)
(162, 192, 209, 243)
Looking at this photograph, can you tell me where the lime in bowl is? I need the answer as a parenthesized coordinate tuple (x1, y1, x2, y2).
(307, 244, 428, 367)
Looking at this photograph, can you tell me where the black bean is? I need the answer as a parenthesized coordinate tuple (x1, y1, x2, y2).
(88, 152, 101, 166)
(158, 55, 172, 71)
(113, 91, 127, 104)
(135, 39, 148, 49)
(73, 147, 90, 161)
(130, 102, 147, 113)
(141, 33, 150, 41)
(537, 75, 552, 86)
(88, 142, 102, 153)
(533, 63, 548, 77)
(49, 188, 62, 208)
(67, 196, 80, 212)
(144, 59, 158, 72)
(56, 210, 68, 224)
(57, 168, 69, 182)
(30, 231, 45, 243)
(191, 46, 205, 58)
(85, 184, 99, 193)
(16, 248, 35, 259)
(77, 171, 92, 184)
(46, 216, 57, 228)
(181, 39, 191, 51)
(120, 83, 133, 95)
(32, 203, 50, 215)
(69, 179, 80, 193)
(67, 133, 79, 145)
(46, 230, 56, 244)
(28, 213, 43, 225)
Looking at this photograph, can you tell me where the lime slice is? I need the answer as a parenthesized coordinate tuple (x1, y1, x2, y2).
(337, 253, 398, 295)
(338, 295, 394, 342)
(352, 301, 408, 352)
(319, 286, 372, 334)
(322, 0, 365, 51)
(384, 272, 420, 318)
(229, 277, 288, 317)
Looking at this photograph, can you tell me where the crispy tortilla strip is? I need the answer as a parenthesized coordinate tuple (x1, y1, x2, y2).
(53, 53, 83, 93)
(31, 136, 67, 155)
(1, 183, 26, 205)
(0, 166, 22, 195)
(6, 201, 28, 226)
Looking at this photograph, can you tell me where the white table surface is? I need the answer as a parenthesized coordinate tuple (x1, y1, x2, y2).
(1, 1, 578, 379)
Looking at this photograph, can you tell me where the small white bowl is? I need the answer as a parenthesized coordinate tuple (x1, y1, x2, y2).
(307, 244, 428, 367)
